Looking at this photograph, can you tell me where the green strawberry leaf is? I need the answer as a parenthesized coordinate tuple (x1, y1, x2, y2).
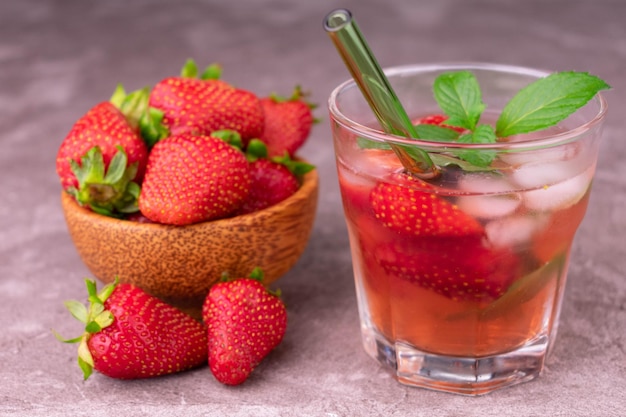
(77, 339, 94, 380)
(212, 129, 243, 149)
(272, 153, 315, 177)
(200, 63, 222, 80)
(63, 300, 88, 324)
(181, 58, 199, 78)
(140, 108, 169, 148)
(103, 147, 127, 184)
(245, 138, 269, 161)
(249, 267, 265, 282)
(495, 71, 610, 137)
(433, 71, 484, 130)
(69, 147, 141, 217)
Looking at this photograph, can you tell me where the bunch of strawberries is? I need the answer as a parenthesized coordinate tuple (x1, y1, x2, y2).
(55, 60, 317, 385)
(58, 270, 286, 385)
(56, 59, 316, 225)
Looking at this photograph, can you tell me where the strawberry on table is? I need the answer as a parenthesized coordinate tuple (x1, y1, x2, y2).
(148, 59, 264, 143)
(202, 269, 287, 385)
(258, 86, 316, 157)
(55, 278, 208, 380)
(139, 133, 251, 225)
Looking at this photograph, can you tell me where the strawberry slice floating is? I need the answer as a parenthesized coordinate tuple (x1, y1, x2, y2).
(370, 173, 484, 238)
(415, 114, 466, 133)
(374, 237, 519, 302)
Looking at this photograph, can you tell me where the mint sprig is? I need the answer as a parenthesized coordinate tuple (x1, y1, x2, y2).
(433, 71, 484, 130)
(495, 71, 610, 137)
(423, 69, 609, 169)
(356, 69, 609, 172)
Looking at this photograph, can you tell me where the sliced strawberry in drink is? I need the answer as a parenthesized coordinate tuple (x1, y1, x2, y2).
(415, 114, 465, 133)
(366, 171, 521, 302)
(374, 236, 519, 302)
(370, 173, 483, 238)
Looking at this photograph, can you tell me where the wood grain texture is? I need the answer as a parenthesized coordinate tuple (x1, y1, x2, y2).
(61, 168, 319, 315)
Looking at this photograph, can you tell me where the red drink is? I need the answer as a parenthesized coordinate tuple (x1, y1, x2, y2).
(329, 64, 606, 394)
(338, 147, 591, 358)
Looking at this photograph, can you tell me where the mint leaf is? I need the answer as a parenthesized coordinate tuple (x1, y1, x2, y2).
(433, 71, 484, 130)
(496, 71, 610, 137)
(356, 137, 391, 150)
(456, 125, 497, 167)
(429, 154, 497, 172)
(414, 124, 460, 141)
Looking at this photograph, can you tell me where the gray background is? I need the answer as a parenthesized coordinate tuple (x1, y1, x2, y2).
(1, 0, 624, 416)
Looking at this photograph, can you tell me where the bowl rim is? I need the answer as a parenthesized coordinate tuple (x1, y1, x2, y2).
(61, 166, 319, 229)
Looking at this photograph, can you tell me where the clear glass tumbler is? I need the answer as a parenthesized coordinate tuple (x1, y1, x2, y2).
(328, 63, 607, 395)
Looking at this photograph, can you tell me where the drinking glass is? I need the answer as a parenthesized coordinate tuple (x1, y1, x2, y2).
(328, 63, 607, 395)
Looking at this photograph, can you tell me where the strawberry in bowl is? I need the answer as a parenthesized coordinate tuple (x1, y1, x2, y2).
(56, 59, 318, 318)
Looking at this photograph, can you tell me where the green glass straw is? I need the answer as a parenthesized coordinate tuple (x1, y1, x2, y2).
(324, 8, 439, 179)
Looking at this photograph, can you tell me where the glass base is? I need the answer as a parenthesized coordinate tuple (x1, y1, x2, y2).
(361, 324, 548, 396)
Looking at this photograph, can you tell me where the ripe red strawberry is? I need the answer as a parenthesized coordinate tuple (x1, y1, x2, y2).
(366, 173, 519, 301)
(149, 60, 264, 142)
(236, 139, 315, 215)
(258, 86, 316, 157)
(370, 173, 483, 237)
(56, 101, 149, 215)
(236, 158, 299, 215)
(373, 237, 519, 302)
(139, 133, 251, 225)
(202, 270, 287, 385)
(415, 114, 465, 133)
(55, 278, 207, 380)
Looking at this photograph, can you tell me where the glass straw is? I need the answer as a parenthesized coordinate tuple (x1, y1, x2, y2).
(324, 8, 439, 179)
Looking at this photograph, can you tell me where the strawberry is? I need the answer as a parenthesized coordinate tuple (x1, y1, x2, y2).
(55, 278, 207, 380)
(366, 172, 519, 301)
(148, 59, 264, 143)
(258, 86, 316, 157)
(236, 139, 315, 215)
(236, 158, 299, 215)
(370, 173, 483, 237)
(56, 101, 148, 190)
(202, 269, 287, 385)
(56, 99, 149, 215)
(415, 114, 466, 133)
(138, 133, 251, 225)
(373, 237, 519, 302)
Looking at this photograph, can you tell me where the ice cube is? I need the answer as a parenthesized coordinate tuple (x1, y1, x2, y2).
(458, 194, 521, 220)
(456, 173, 522, 219)
(499, 133, 581, 166)
(458, 172, 515, 194)
(485, 214, 549, 248)
(348, 148, 404, 180)
(523, 167, 594, 212)
(511, 161, 578, 190)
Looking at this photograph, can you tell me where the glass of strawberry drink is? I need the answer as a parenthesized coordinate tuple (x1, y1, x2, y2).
(328, 62, 607, 394)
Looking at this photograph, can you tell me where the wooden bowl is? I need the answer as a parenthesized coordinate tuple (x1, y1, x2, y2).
(61, 168, 318, 317)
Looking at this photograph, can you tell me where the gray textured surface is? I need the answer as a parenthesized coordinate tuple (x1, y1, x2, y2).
(1, 0, 624, 416)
